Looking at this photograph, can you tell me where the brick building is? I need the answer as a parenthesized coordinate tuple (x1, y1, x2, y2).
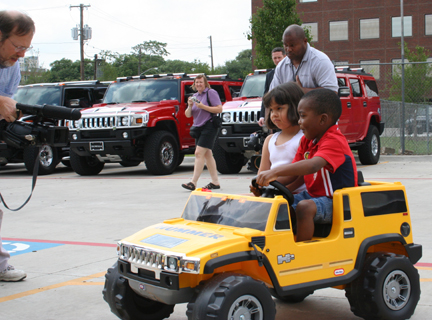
(251, 0, 432, 96)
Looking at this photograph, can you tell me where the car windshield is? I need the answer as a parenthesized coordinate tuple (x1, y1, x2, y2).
(14, 86, 62, 106)
(239, 74, 266, 98)
(103, 80, 179, 103)
(182, 194, 272, 231)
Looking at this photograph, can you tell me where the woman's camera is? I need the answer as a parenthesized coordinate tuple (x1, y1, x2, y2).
(190, 96, 200, 103)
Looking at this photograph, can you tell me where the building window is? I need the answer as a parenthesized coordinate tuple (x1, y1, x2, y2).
(392, 16, 412, 37)
(330, 21, 348, 41)
(303, 23, 318, 42)
(360, 18, 379, 39)
(426, 15, 432, 35)
(360, 60, 380, 79)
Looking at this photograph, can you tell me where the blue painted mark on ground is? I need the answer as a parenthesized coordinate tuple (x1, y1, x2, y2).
(3, 241, 64, 256)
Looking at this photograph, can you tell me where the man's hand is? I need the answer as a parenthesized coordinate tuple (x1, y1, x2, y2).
(256, 169, 278, 187)
(258, 117, 265, 126)
(0, 96, 18, 122)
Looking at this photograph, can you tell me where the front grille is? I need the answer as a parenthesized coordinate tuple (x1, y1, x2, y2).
(222, 109, 261, 124)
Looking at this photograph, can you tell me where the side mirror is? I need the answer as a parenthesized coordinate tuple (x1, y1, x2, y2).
(338, 86, 350, 97)
(68, 99, 80, 107)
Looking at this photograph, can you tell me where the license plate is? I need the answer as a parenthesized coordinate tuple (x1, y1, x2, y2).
(243, 137, 251, 148)
(90, 141, 104, 151)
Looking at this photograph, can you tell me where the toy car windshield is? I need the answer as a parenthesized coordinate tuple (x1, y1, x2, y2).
(182, 194, 272, 231)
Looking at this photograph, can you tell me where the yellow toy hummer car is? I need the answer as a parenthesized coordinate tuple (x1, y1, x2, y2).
(103, 174, 422, 320)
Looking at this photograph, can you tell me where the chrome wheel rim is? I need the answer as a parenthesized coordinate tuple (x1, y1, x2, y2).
(160, 142, 174, 166)
(39, 145, 54, 167)
(227, 294, 263, 320)
(383, 270, 411, 311)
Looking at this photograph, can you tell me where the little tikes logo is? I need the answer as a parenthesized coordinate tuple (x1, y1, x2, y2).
(304, 151, 310, 160)
(334, 268, 345, 276)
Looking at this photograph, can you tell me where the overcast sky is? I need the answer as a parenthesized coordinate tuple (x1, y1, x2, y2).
(2, 0, 252, 70)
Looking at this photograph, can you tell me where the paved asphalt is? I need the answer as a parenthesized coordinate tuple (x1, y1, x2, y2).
(0, 155, 431, 320)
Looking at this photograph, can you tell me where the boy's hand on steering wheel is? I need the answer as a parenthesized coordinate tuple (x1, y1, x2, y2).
(249, 184, 261, 197)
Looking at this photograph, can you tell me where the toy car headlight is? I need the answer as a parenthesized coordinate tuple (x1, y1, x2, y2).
(222, 112, 231, 123)
(180, 258, 200, 273)
(164, 256, 179, 272)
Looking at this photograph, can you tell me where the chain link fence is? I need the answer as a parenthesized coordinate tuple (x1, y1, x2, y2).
(341, 61, 432, 155)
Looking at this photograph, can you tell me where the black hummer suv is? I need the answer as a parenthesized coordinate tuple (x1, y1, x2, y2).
(1, 80, 109, 175)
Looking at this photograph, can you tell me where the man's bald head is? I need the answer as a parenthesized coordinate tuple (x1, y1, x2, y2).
(282, 24, 306, 41)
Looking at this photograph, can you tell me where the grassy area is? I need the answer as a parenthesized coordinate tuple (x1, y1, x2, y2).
(381, 136, 432, 155)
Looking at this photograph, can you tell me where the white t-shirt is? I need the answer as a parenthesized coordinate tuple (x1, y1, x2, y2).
(268, 130, 306, 193)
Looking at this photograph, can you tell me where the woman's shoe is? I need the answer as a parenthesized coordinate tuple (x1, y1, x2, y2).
(181, 182, 196, 191)
(203, 182, 220, 190)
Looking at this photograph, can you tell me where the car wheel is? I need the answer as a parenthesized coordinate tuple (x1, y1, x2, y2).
(144, 131, 179, 175)
(212, 144, 245, 174)
(103, 262, 175, 320)
(70, 150, 104, 175)
(177, 154, 185, 167)
(186, 273, 275, 320)
(358, 125, 380, 165)
(345, 252, 420, 320)
(23, 144, 59, 175)
(272, 290, 314, 303)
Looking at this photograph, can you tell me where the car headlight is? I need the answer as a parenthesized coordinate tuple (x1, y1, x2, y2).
(165, 256, 179, 272)
(121, 117, 129, 126)
(222, 112, 231, 123)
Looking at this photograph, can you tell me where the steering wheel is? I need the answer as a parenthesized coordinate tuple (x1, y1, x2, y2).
(251, 176, 294, 205)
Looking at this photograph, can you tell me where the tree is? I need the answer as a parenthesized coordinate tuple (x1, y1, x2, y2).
(132, 40, 169, 74)
(46, 58, 94, 82)
(158, 59, 210, 74)
(215, 49, 252, 79)
(247, 0, 309, 68)
(389, 43, 432, 103)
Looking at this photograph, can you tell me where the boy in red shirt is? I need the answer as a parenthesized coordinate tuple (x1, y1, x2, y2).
(256, 89, 357, 241)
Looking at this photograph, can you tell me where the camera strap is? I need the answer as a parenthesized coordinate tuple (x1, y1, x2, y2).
(0, 151, 39, 211)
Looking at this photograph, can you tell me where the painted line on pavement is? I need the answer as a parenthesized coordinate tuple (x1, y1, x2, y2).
(3, 237, 117, 247)
(0, 271, 106, 303)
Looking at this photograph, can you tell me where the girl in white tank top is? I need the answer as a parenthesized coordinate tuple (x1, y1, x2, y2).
(255, 82, 306, 194)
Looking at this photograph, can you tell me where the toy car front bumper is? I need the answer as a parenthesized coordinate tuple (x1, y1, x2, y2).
(117, 260, 194, 305)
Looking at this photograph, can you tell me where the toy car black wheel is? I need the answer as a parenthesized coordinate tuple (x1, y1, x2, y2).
(213, 144, 245, 174)
(144, 130, 179, 175)
(272, 290, 314, 303)
(345, 252, 420, 320)
(103, 262, 175, 320)
(23, 144, 59, 175)
(186, 273, 275, 320)
(251, 177, 294, 205)
(70, 150, 104, 175)
(119, 160, 141, 167)
(358, 125, 380, 165)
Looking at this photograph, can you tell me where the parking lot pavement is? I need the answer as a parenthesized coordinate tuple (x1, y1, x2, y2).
(0, 155, 431, 320)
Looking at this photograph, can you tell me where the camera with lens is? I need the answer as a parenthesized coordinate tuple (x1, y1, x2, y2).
(190, 96, 200, 103)
(0, 103, 81, 149)
(247, 129, 268, 152)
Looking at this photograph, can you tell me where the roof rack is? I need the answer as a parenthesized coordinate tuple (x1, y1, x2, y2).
(334, 66, 366, 74)
(116, 73, 232, 82)
(253, 69, 272, 75)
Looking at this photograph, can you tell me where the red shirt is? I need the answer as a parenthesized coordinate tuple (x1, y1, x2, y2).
(293, 125, 358, 198)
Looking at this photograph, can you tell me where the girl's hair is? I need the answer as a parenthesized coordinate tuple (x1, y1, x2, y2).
(191, 74, 211, 91)
(263, 81, 304, 130)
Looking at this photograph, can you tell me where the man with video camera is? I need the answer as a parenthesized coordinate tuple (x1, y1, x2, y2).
(0, 10, 35, 282)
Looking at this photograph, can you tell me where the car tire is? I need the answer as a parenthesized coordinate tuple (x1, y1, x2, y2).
(345, 252, 420, 320)
(103, 262, 175, 320)
(23, 144, 59, 175)
(177, 154, 185, 167)
(212, 144, 245, 174)
(144, 131, 179, 175)
(70, 150, 104, 175)
(272, 290, 314, 303)
(186, 273, 275, 320)
(358, 125, 380, 165)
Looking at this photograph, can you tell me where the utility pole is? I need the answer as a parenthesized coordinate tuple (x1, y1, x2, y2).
(208, 36, 214, 72)
(70, 4, 90, 80)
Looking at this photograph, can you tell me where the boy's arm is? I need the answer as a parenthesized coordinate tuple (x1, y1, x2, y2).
(256, 156, 328, 186)
(286, 176, 304, 193)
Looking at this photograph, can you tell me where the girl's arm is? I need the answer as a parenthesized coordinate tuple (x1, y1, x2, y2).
(257, 134, 273, 174)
